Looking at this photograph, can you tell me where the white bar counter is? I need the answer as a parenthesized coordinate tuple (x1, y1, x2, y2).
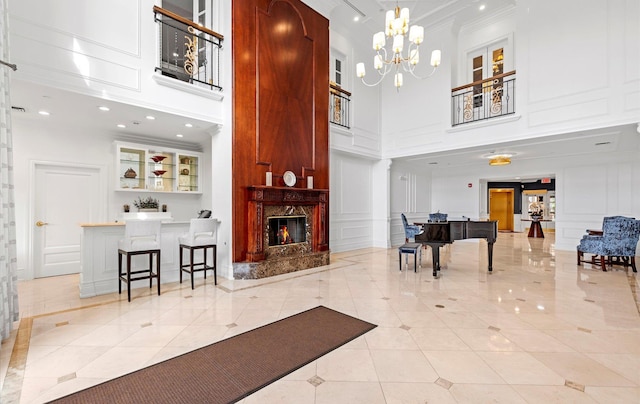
(79, 217, 216, 298)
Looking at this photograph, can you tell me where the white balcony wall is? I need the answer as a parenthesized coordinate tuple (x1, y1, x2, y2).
(329, 151, 376, 253)
(8, 0, 224, 124)
(329, 27, 382, 159)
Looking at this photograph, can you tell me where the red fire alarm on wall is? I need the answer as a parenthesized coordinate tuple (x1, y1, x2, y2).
(468, 183, 473, 188)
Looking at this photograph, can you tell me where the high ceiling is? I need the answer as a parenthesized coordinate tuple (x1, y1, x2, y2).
(315, 0, 516, 33)
(9, 79, 215, 150)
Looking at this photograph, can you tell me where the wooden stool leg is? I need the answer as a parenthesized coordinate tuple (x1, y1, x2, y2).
(190, 247, 195, 290)
(203, 247, 208, 280)
(127, 254, 132, 302)
(179, 245, 183, 284)
(118, 252, 122, 295)
(213, 245, 217, 285)
(156, 250, 161, 296)
(149, 253, 153, 289)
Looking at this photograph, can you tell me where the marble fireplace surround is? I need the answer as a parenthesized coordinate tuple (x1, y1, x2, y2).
(233, 186, 330, 279)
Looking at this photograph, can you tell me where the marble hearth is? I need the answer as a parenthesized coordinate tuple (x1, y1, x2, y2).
(233, 186, 330, 279)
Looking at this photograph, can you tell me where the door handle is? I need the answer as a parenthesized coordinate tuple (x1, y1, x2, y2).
(35, 220, 49, 227)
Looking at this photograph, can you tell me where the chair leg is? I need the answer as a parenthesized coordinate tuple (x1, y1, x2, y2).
(127, 254, 132, 302)
(190, 247, 195, 290)
(118, 252, 122, 295)
(156, 250, 161, 296)
(577, 250, 582, 265)
(203, 247, 208, 280)
(179, 245, 183, 284)
(149, 253, 153, 289)
(213, 245, 217, 285)
(600, 255, 607, 272)
(631, 256, 637, 273)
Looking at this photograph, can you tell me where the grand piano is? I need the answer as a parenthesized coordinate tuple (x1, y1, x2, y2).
(414, 220, 498, 277)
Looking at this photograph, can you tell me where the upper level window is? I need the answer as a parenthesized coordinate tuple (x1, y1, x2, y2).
(451, 36, 515, 126)
(334, 58, 343, 87)
(467, 39, 508, 108)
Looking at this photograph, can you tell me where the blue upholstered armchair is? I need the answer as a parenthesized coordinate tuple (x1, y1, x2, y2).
(429, 212, 448, 222)
(401, 213, 424, 243)
(577, 216, 640, 272)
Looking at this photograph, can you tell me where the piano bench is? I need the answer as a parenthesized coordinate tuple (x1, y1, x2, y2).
(399, 243, 422, 272)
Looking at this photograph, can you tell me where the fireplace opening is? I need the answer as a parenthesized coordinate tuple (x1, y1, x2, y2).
(268, 216, 306, 246)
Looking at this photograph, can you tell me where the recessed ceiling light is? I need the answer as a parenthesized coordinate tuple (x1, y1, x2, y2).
(176, 134, 183, 138)
(479, 4, 486, 11)
(353, 16, 360, 22)
(98, 106, 110, 111)
(38, 110, 50, 116)
(117, 124, 126, 128)
(146, 115, 155, 120)
(184, 123, 193, 128)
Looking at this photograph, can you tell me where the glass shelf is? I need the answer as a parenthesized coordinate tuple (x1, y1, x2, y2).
(116, 143, 201, 193)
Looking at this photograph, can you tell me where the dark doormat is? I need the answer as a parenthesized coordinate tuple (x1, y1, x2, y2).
(49, 306, 377, 404)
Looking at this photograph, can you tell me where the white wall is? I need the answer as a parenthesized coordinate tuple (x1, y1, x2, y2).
(389, 161, 432, 247)
(329, 151, 376, 252)
(8, 0, 225, 124)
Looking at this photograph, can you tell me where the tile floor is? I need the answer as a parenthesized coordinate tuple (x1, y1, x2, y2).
(1, 232, 639, 403)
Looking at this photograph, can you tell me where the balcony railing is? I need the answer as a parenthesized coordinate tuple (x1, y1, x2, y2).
(153, 6, 224, 91)
(329, 83, 351, 129)
(451, 70, 515, 126)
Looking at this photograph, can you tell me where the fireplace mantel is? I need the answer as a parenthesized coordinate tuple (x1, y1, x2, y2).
(246, 186, 329, 262)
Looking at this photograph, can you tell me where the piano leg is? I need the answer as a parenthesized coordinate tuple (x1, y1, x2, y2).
(431, 244, 441, 277)
(487, 242, 494, 272)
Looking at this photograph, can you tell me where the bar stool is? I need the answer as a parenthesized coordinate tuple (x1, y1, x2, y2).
(118, 219, 162, 302)
(179, 218, 218, 289)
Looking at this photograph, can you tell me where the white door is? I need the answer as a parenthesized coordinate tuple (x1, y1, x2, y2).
(33, 163, 104, 278)
(466, 39, 510, 120)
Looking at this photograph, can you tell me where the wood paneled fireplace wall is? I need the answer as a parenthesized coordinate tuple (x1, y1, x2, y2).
(232, 0, 330, 272)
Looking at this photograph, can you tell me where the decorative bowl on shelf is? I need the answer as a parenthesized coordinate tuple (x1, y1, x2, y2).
(124, 168, 137, 178)
(181, 168, 189, 175)
(152, 170, 167, 176)
(151, 155, 167, 163)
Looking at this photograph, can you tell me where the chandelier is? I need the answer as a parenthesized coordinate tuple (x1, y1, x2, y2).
(356, 4, 441, 89)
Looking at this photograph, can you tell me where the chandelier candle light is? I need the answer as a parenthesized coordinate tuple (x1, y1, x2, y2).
(356, 4, 441, 89)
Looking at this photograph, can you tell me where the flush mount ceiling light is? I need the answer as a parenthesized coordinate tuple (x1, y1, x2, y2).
(355, 1, 441, 90)
(488, 154, 512, 166)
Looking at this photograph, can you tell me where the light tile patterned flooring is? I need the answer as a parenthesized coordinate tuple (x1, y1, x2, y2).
(1, 233, 639, 403)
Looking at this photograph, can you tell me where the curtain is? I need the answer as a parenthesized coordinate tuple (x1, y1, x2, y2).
(0, 0, 20, 341)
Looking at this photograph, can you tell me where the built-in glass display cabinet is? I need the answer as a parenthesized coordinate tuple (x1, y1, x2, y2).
(116, 142, 201, 193)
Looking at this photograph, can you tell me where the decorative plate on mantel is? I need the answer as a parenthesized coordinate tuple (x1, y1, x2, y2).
(283, 171, 296, 187)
